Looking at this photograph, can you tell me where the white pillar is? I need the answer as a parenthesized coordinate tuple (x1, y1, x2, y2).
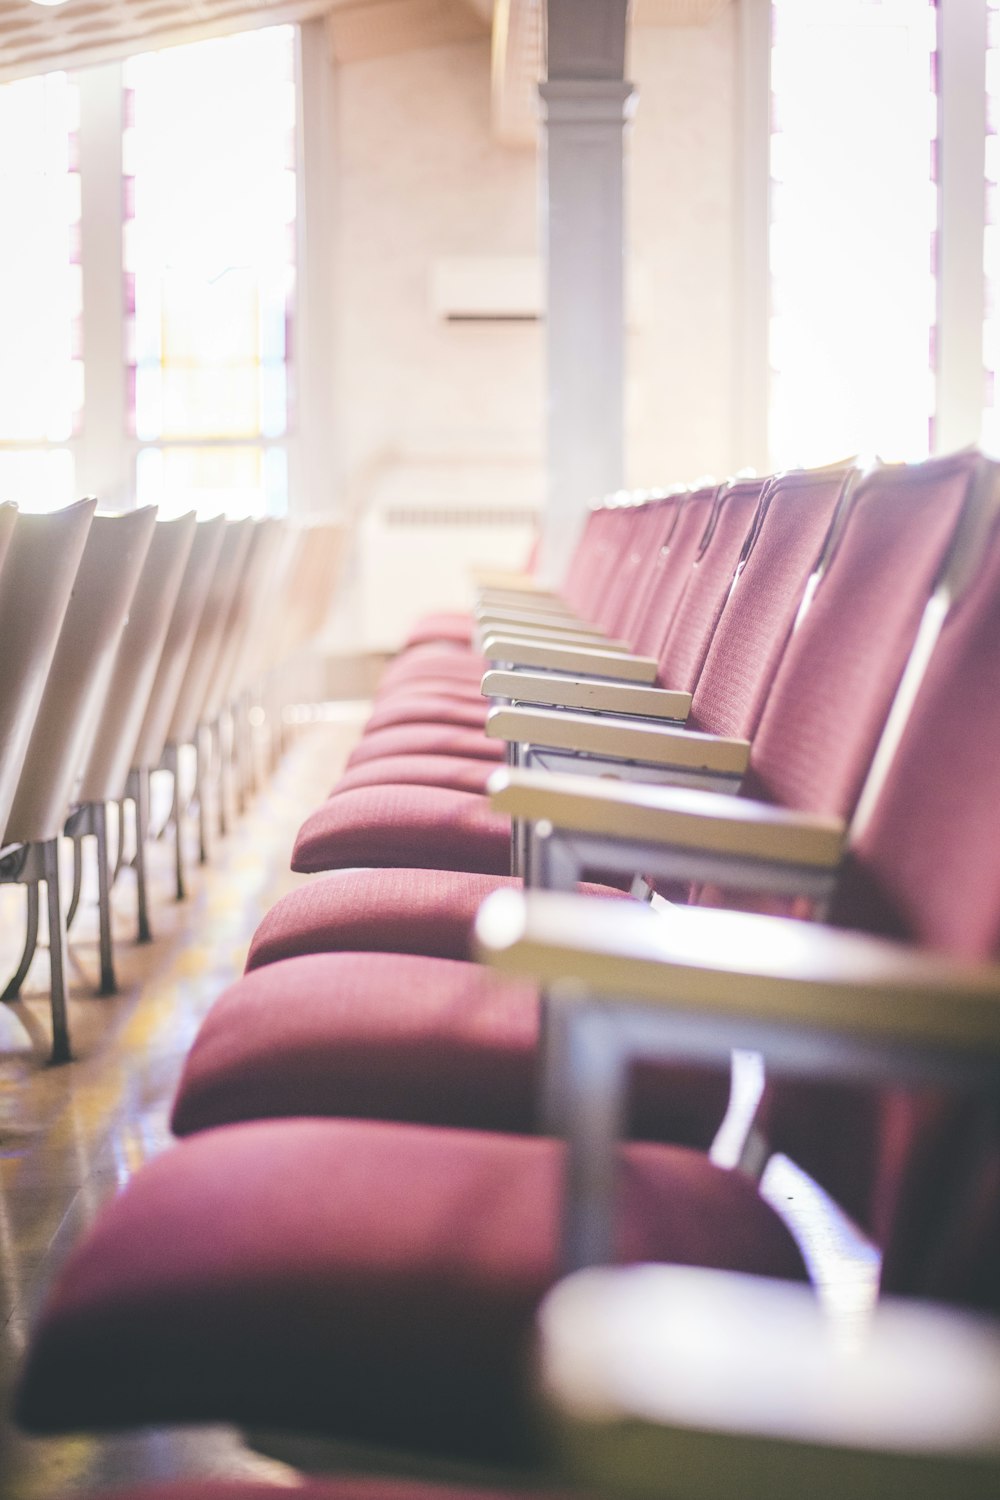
(540, 0, 634, 576)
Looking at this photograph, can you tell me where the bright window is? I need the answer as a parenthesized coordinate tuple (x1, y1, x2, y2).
(0, 72, 80, 510)
(123, 26, 296, 517)
(769, 0, 938, 467)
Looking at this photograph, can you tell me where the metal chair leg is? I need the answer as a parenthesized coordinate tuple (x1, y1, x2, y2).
(164, 743, 186, 901)
(65, 834, 85, 929)
(132, 767, 153, 943)
(2, 882, 40, 1002)
(94, 802, 116, 994)
(43, 838, 71, 1064)
(195, 727, 210, 865)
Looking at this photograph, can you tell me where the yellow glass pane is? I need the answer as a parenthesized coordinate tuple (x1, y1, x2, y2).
(160, 366, 260, 439)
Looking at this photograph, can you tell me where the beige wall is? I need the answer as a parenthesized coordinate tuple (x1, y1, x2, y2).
(327, 18, 738, 647)
(627, 13, 738, 488)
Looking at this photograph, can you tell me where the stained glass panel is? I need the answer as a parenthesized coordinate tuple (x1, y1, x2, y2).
(136, 445, 288, 520)
(0, 72, 81, 477)
(125, 26, 295, 515)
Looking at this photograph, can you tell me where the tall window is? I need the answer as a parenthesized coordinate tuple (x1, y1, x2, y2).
(124, 27, 296, 517)
(769, 0, 938, 467)
(0, 73, 81, 510)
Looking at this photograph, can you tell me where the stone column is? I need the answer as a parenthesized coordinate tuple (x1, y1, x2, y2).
(540, 0, 634, 577)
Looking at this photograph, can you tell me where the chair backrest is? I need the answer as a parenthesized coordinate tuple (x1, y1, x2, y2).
(202, 518, 284, 718)
(742, 450, 987, 820)
(131, 516, 227, 772)
(276, 520, 349, 661)
(611, 495, 682, 645)
(165, 518, 254, 745)
(77, 513, 198, 805)
(630, 484, 721, 663)
(5, 507, 157, 845)
(653, 476, 768, 696)
(798, 484, 1000, 1311)
(689, 463, 858, 740)
(0, 499, 96, 844)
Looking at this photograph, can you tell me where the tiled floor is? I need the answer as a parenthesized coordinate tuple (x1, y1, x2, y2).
(0, 714, 364, 1499)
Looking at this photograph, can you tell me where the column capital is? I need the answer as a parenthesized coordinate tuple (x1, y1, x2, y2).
(539, 79, 637, 125)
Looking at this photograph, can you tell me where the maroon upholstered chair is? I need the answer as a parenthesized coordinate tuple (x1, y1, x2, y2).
(288, 454, 976, 885)
(242, 464, 855, 972)
(15, 1117, 805, 1461)
(166, 467, 858, 1137)
(291, 482, 754, 863)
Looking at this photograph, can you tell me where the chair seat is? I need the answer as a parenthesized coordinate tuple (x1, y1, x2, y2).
(291, 785, 511, 876)
(245, 868, 630, 970)
(364, 693, 491, 736)
(332, 753, 498, 798)
(16, 1117, 805, 1461)
(171, 951, 730, 1146)
(403, 610, 474, 649)
(346, 722, 505, 768)
(75, 1484, 565, 1500)
(378, 650, 483, 692)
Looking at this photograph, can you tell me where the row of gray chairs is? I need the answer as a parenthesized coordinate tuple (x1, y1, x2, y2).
(0, 500, 346, 1063)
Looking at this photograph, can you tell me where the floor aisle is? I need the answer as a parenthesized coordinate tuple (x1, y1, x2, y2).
(0, 713, 365, 1499)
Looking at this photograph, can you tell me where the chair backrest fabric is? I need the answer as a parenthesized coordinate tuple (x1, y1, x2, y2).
(0, 500, 96, 843)
(689, 465, 856, 741)
(5, 508, 158, 845)
(631, 485, 721, 663)
(654, 477, 767, 696)
(741, 451, 984, 819)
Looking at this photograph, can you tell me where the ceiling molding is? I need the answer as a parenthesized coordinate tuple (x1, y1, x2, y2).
(0, 0, 489, 84)
(632, 0, 731, 23)
(0, 0, 330, 83)
(325, 0, 485, 64)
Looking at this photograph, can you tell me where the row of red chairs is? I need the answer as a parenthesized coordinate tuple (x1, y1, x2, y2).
(14, 453, 1000, 1493)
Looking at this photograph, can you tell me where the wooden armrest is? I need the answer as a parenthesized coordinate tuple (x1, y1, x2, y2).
(538, 1264, 1000, 1499)
(481, 637, 659, 681)
(472, 570, 554, 592)
(481, 626, 634, 652)
(486, 768, 843, 867)
(476, 604, 585, 628)
(481, 669, 691, 721)
(475, 889, 1000, 1052)
(486, 706, 751, 773)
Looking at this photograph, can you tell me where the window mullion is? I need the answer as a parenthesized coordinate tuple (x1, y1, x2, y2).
(937, 0, 989, 452)
(77, 59, 129, 506)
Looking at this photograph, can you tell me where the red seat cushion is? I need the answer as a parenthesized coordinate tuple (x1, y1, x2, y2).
(364, 693, 490, 735)
(378, 651, 483, 692)
(16, 1118, 805, 1458)
(332, 753, 498, 798)
(346, 723, 504, 767)
(291, 786, 511, 876)
(403, 610, 474, 649)
(246, 868, 629, 970)
(172, 952, 730, 1148)
(76, 1484, 563, 1500)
